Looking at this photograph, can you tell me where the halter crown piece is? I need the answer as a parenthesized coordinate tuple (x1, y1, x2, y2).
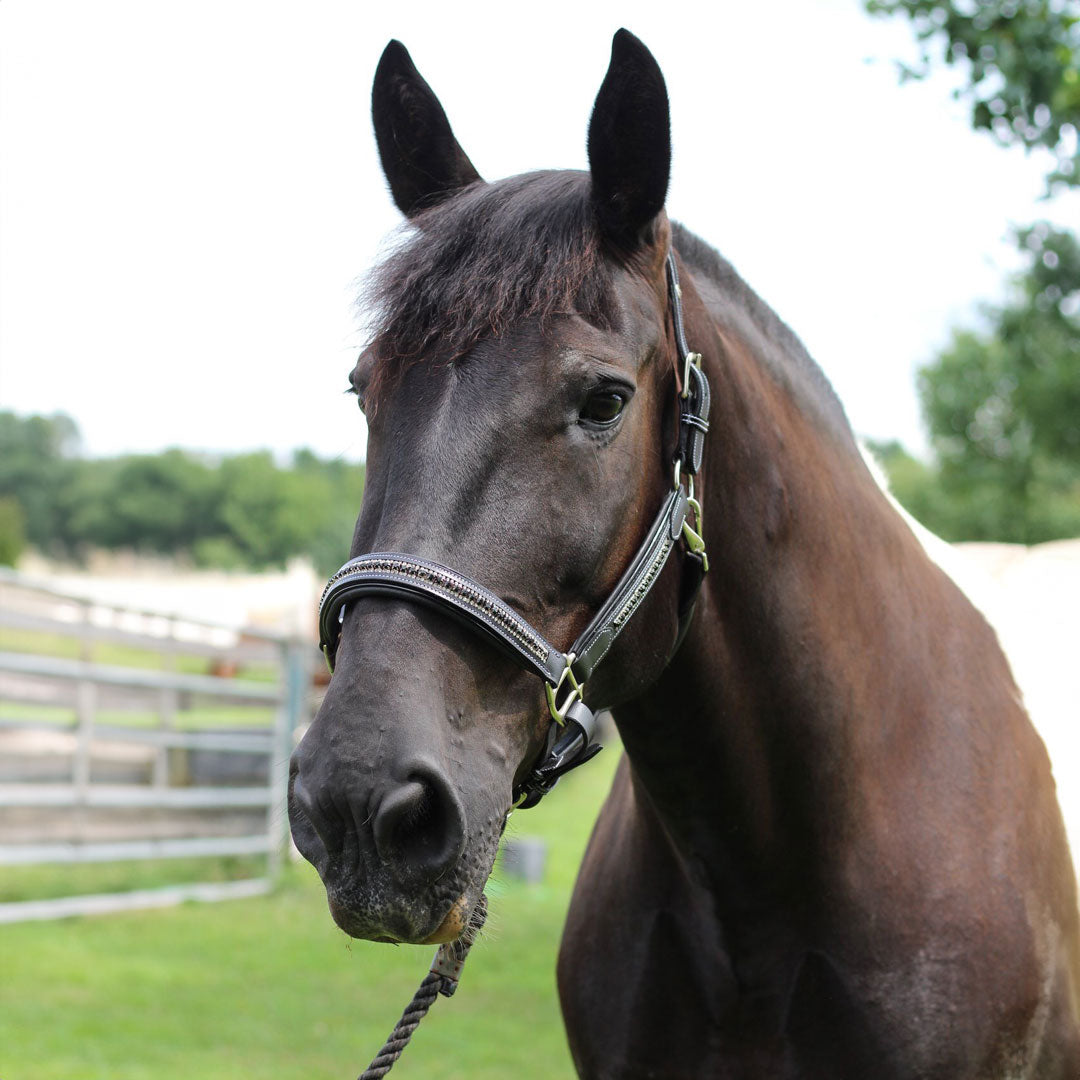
(318, 251, 710, 810)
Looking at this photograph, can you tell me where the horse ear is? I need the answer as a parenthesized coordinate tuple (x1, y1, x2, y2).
(587, 30, 671, 249)
(372, 40, 483, 218)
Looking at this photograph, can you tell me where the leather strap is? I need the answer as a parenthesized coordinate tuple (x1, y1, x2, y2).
(319, 489, 688, 690)
(319, 554, 567, 685)
(667, 250, 693, 365)
(667, 253, 710, 478)
(567, 487, 688, 683)
(678, 362, 710, 476)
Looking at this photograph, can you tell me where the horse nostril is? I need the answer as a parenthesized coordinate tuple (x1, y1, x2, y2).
(289, 769, 343, 860)
(372, 767, 466, 884)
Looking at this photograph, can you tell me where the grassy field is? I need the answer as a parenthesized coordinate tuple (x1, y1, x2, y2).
(0, 626, 279, 683)
(0, 856, 270, 905)
(0, 621, 280, 730)
(0, 700, 276, 729)
(0, 744, 620, 1080)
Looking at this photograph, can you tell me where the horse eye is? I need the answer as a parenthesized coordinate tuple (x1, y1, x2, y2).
(580, 390, 628, 426)
(347, 386, 367, 415)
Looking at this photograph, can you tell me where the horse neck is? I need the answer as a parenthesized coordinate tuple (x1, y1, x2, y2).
(615, 295, 976, 896)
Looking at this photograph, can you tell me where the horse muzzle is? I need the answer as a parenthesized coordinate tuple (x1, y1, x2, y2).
(287, 746, 495, 944)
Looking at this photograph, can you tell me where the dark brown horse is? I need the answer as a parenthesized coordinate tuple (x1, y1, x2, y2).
(288, 31, 1080, 1077)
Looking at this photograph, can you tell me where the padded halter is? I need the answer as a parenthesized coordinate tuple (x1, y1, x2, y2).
(318, 252, 710, 809)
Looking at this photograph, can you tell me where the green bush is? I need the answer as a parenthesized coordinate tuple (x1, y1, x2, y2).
(0, 494, 26, 566)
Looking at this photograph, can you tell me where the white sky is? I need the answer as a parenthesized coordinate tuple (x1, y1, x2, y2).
(1, 0, 1076, 464)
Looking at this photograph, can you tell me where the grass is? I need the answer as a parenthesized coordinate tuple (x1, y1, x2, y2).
(0, 744, 621, 1080)
(0, 621, 281, 730)
(0, 856, 269, 904)
(0, 626, 279, 683)
(0, 701, 276, 729)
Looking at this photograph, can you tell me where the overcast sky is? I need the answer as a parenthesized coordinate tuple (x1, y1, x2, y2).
(2, 0, 1076, 464)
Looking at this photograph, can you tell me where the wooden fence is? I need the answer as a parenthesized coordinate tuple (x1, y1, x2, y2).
(0, 567, 311, 922)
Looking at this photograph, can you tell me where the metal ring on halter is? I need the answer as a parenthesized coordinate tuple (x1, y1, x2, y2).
(544, 653, 584, 727)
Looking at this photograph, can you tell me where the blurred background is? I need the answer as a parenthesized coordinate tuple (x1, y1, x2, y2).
(1, 1, 1077, 1078)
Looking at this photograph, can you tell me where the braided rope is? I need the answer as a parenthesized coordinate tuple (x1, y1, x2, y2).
(358, 971, 442, 1079)
(357, 895, 488, 1079)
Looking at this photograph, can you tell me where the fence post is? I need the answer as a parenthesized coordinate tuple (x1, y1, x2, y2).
(74, 599, 96, 835)
(267, 639, 307, 878)
(155, 615, 178, 788)
(72, 677, 96, 841)
(0, 568, 307, 921)
(79, 598, 94, 663)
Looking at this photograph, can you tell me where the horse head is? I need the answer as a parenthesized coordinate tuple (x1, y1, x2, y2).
(288, 31, 695, 945)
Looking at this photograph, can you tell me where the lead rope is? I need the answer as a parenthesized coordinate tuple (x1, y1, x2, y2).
(358, 894, 488, 1079)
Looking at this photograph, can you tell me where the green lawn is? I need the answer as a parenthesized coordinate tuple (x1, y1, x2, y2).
(0, 626, 280, 682)
(0, 745, 620, 1080)
(0, 701, 276, 729)
(0, 856, 269, 905)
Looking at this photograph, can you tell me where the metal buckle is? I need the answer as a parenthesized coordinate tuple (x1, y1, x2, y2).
(683, 492, 709, 573)
(671, 469, 709, 574)
(681, 351, 702, 400)
(321, 605, 347, 674)
(544, 652, 585, 727)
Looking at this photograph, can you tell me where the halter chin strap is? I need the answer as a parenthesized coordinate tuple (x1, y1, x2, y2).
(318, 251, 710, 810)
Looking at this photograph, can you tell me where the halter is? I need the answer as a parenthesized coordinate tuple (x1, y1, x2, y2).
(318, 252, 710, 809)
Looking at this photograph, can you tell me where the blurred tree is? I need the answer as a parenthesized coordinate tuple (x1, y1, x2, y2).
(0, 496, 27, 566)
(84, 450, 221, 554)
(864, 439, 956, 531)
(0, 413, 365, 570)
(866, 1, 1080, 542)
(291, 449, 365, 574)
(865, 0, 1080, 190)
(216, 451, 365, 571)
(917, 223, 1080, 542)
(218, 452, 315, 568)
(0, 412, 80, 552)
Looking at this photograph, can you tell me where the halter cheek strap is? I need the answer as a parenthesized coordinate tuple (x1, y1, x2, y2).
(318, 251, 710, 810)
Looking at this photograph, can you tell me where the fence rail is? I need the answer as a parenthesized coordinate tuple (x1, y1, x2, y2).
(0, 834, 274, 866)
(0, 651, 283, 700)
(0, 568, 311, 921)
(0, 879, 273, 924)
(0, 784, 276, 808)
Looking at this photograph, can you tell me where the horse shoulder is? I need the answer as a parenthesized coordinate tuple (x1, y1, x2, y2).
(557, 755, 735, 1079)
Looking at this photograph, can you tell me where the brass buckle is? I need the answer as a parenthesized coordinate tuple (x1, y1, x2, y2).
(544, 653, 585, 727)
(682, 493, 709, 573)
(671, 470, 709, 574)
(681, 351, 702, 399)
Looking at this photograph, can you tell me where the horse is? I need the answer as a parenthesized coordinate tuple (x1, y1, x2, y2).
(288, 30, 1080, 1077)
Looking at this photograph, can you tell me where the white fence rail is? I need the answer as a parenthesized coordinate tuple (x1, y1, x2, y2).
(0, 567, 311, 922)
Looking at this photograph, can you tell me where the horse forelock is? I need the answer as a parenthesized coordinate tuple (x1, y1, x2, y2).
(363, 170, 629, 401)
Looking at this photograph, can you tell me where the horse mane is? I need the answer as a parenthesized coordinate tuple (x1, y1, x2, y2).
(364, 170, 619, 397)
(364, 170, 853, 446)
(670, 221, 855, 445)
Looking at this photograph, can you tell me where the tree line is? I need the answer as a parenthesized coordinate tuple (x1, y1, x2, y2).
(0, 411, 364, 574)
(2, 3, 1077, 569)
(869, 221, 1080, 544)
(865, 0, 1080, 544)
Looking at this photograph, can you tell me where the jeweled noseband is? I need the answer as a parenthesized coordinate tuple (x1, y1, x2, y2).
(319, 252, 710, 809)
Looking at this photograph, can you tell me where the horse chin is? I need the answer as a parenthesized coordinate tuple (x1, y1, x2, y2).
(421, 894, 473, 944)
(326, 883, 482, 945)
